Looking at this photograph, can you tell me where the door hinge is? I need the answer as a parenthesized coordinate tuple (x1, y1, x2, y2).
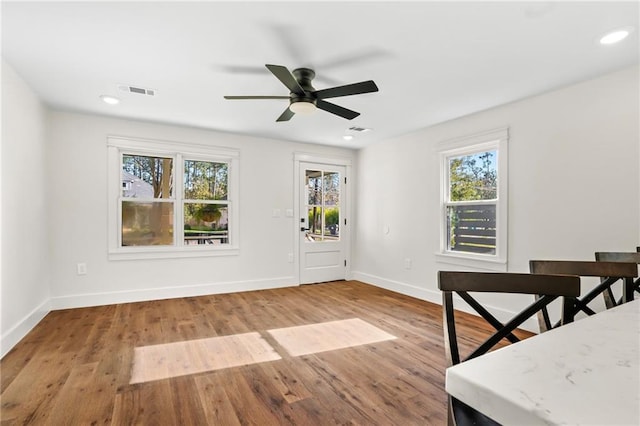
(344, 218, 347, 225)
(344, 260, 347, 267)
(344, 177, 347, 184)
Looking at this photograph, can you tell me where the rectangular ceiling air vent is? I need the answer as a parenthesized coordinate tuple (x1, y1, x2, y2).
(348, 126, 371, 132)
(119, 85, 155, 96)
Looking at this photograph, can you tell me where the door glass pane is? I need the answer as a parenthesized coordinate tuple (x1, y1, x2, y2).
(305, 169, 340, 242)
(122, 201, 174, 246)
(323, 172, 339, 206)
(307, 206, 322, 240)
(323, 208, 340, 239)
(307, 170, 322, 205)
(183, 203, 229, 245)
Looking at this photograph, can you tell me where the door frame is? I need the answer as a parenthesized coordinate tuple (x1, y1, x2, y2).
(294, 153, 352, 284)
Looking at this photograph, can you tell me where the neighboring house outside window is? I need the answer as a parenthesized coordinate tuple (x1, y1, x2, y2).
(108, 136, 239, 260)
(121, 170, 153, 198)
(437, 128, 508, 271)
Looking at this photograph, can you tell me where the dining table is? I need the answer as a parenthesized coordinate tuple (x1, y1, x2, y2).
(445, 298, 640, 425)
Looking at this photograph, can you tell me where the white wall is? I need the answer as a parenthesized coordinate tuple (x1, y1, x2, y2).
(353, 66, 640, 324)
(2, 61, 638, 355)
(45, 112, 356, 309)
(1, 59, 51, 356)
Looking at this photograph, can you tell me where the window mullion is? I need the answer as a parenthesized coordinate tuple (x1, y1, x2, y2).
(445, 199, 497, 207)
(175, 153, 183, 247)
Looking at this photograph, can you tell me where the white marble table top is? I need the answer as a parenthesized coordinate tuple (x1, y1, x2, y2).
(446, 299, 640, 425)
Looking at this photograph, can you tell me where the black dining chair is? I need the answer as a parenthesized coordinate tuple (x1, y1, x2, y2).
(595, 252, 640, 308)
(529, 260, 637, 332)
(439, 271, 580, 426)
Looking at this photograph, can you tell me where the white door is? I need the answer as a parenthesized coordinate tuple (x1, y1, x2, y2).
(298, 162, 347, 284)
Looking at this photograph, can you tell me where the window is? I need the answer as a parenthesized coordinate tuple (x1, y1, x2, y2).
(108, 137, 239, 259)
(437, 128, 508, 271)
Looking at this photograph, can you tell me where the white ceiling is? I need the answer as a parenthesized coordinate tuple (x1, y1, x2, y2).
(2, 1, 638, 149)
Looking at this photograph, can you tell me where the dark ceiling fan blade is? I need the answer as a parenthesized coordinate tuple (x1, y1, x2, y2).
(314, 80, 379, 100)
(316, 100, 360, 120)
(276, 107, 295, 122)
(224, 95, 290, 100)
(265, 64, 305, 95)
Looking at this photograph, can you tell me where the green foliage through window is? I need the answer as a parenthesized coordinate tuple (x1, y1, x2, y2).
(184, 160, 228, 200)
(449, 150, 497, 201)
(183, 160, 229, 234)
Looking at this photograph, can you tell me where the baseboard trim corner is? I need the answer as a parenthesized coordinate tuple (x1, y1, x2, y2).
(350, 271, 442, 304)
(1, 298, 51, 359)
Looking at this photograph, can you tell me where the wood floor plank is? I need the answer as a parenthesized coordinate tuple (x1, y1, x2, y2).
(0, 349, 74, 423)
(1, 280, 518, 424)
(111, 381, 178, 425)
(46, 361, 116, 425)
(194, 373, 243, 426)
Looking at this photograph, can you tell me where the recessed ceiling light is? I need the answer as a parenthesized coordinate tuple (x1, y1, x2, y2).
(599, 27, 634, 45)
(343, 135, 354, 141)
(100, 95, 120, 105)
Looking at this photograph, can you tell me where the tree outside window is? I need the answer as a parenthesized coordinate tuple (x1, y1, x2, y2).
(121, 154, 174, 246)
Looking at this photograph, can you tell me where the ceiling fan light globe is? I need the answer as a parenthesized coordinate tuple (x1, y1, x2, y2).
(290, 101, 316, 115)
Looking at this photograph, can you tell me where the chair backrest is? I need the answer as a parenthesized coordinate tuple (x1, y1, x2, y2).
(529, 260, 637, 330)
(529, 260, 637, 277)
(595, 251, 640, 264)
(438, 271, 580, 367)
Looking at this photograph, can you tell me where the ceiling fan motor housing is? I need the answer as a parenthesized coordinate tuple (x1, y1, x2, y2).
(291, 68, 317, 106)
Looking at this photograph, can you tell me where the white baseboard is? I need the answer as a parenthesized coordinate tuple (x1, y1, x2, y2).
(351, 271, 442, 304)
(352, 270, 538, 333)
(50, 276, 299, 310)
(1, 298, 51, 359)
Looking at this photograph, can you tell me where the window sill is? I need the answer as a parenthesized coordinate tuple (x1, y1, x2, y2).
(109, 246, 239, 261)
(435, 252, 507, 272)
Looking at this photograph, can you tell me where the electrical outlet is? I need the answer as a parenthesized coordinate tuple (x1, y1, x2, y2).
(77, 263, 87, 275)
(404, 258, 412, 270)
(287, 253, 294, 263)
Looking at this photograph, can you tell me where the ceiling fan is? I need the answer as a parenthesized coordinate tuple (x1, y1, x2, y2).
(224, 64, 379, 122)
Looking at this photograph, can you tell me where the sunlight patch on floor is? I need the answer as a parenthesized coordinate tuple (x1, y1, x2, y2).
(130, 318, 396, 384)
(130, 331, 281, 384)
(268, 318, 397, 357)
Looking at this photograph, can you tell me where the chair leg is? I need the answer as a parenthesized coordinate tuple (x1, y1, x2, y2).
(447, 397, 456, 426)
(603, 286, 616, 309)
(623, 277, 635, 304)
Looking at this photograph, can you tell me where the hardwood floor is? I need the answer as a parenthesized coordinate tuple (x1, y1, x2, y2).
(1, 280, 512, 425)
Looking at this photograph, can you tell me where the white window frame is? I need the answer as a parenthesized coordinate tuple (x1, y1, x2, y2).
(436, 128, 508, 271)
(107, 136, 239, 260)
